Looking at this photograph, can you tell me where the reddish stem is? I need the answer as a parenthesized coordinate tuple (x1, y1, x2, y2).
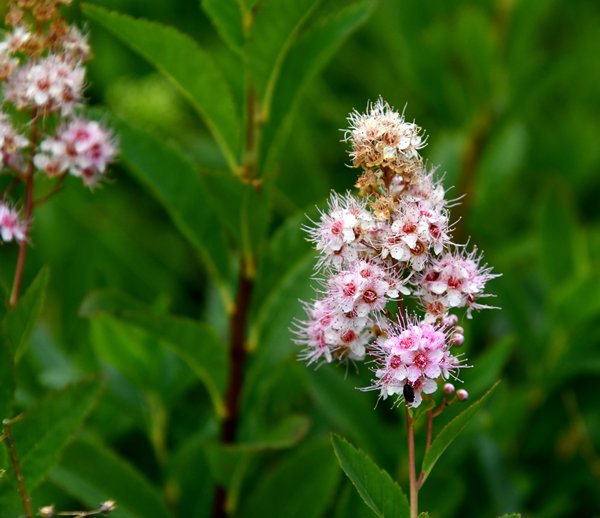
(3, 419, 33, 518)
(406, 407, 418, 518)
(9, 115, 39, 308)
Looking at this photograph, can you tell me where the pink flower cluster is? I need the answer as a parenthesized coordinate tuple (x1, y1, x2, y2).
(296, 99, 499, 407)
(370, 317, 464, 407)
(0, 202, 26, 243)
(35, 120, 116, 186)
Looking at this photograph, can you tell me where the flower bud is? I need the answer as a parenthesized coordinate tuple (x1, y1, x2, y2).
(443, 383, 455, 395)
(450, 333, 464, 347)
(456, 389, 469, 401)
(100, 500, 117, 514)
(443, 314, 458, 327)
(454, 325, 464, 335)
(38, 506, 55, 518)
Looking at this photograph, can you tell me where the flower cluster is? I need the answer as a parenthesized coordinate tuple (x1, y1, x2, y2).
(0, 202, 26, 242)
(296, 98, 499, 407)
(0, 0, 117, 249)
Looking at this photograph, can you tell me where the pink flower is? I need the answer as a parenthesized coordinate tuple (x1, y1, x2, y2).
(0, 113, 28, 167)
(0, 203, 26, 242)
(416, 248, 499, 318)
(369, 316, 465, 407)
(305, 192, 375, 269)
(5, 54, 85, 114)
(35, 119, 116, 186)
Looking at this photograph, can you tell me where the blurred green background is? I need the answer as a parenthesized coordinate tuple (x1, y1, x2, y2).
(1, 0, 598, 516)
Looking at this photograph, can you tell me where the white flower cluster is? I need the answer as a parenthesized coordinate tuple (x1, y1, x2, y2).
(296, 99, 499, 407)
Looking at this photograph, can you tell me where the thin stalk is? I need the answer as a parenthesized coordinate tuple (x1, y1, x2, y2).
(405, 407, 418, 518)
(33, 173, 66, 206)
(3, 419, 32, 518)
(9, 114, 40, 307)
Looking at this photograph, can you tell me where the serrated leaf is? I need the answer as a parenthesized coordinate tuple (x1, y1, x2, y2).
(107, 116, 233, 309)
(202, 0, 244, 53)
(240, 438, 340, 518)
(263, 1, 374, 169)
(0, 379, 102, 507)
(3, 268, 49, 362)
(331, 434, 410, 518)
(247, 0, 321, 115)
(50, 437, 170, 518)
(420, 381, 500, 485)
(83, 4, 241, 171)
(81, 290, 228, 417)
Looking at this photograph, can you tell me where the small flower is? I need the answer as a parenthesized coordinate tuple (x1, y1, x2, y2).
(416, 248, 499, 318)
(0, 203, 26, 242)
(368, 316, 466, 407)
(305, 192, 375, 269)
(5, 54, 85, 114)
(35, 119, 116, 186)
(0, 113, 28, 167)
(60, 26, 91, 63)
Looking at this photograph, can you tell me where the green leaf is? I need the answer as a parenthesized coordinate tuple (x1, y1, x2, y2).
(263, 1, 374, 168)
(240, 438, 340, 518)
(108, 116, 233, 309)
(498, 514, 521, 518)
(462, 336, 515, 397)
(420, 381, 501, 485)
(537, 184, 583, 287)
(331, 434, 410, 518)
(83, 4, 241, 171)
(50, 437, 170, 518)
(3, 268, 49, 361)
(247, 0, 321, 115)
(81, 290, 228, 417)
(201, 0, 244, 53)
(236, 414, 310, 451)
(0, 379, 102, 507)
(0, 335, 14, 421)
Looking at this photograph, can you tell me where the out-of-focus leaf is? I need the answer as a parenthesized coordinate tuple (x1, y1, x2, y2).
(236, 414, 310, 451)
(107, 116, 233, 309)
(537, 185, 584, 287)
(50, 437, 170, 518)
(263, 1, 374, 168)
(201, 0, 244, 53)
(462, 335, 515, 396)
(240, 438, 340, 518)
(0, 379, 102, 507)
(331, 434, 410, 518)
(420, 381, 500, 485)
(4, 268, 49, 361)
(247, 0, 320, 114)
(0, 335, 14, 420)
(83, 5, 241, 171)
(304, 367, 391, 463)
(82, 290, 228, 417)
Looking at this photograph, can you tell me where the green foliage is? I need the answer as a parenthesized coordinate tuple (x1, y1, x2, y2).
(331, 434, 410, 518)
(0, 0, 597, 516)
(0, 380, 102, 509)
(421, 382, 500, 485)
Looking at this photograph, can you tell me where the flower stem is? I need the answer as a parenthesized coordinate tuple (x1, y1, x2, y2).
(9, 114, 39, 308)
(3, 418, 32, 518)
(406, 407, 418, 518)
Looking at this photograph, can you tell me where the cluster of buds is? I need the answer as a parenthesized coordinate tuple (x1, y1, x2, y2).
(296, 98, 499, 407)
(0, 0, 116, 247)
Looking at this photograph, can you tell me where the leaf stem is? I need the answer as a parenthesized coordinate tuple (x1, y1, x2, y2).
(2, 418, 33, 518)
(405, 407, 418, 518)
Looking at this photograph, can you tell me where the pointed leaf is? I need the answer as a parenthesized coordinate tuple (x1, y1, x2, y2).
(420, 381, 501, 485)
(247, 0, 320, 114)
(83, 4, 241, 171)
(3, 268, 49, 361)
(0, 379, 102, 507)
(50, 437, 170, 518)
(202, 0, 244, 53)
(331, 435, 409, 518)
(263, 1, 374, 168)
(240, 438, 340, 518)
(81, 291, 228, 417)
(0, 335, 14, 420)
(108, 116, 233, 309)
